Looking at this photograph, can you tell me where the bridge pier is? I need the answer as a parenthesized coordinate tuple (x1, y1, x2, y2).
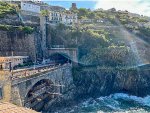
(0, 71, 12, 103)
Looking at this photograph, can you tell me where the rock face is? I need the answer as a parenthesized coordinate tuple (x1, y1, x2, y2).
(0, 30, 42, 60)
(73, 64, 150, 98)
(42, 64, 150, 112)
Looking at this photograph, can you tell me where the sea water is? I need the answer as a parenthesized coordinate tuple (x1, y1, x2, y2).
(55, 93, 150, 113)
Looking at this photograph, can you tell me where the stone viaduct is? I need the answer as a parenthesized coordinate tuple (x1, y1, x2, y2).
(0, 64, 74, 111)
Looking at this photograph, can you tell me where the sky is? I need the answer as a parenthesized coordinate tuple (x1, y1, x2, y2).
(43, 0, 150, 17)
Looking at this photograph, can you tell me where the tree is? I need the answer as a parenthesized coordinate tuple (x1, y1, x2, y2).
(41, 10, 49, 16)
(78, 8, 88, 18)
(87, 12, 95, 19)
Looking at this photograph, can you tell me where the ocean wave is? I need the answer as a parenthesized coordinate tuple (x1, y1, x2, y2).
(111, 93, 150, 107)
(54, 93, 150, 113)
(80, 93, 150, 113)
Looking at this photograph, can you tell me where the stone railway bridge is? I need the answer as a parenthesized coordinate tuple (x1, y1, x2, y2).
(0, 64, 73, 111)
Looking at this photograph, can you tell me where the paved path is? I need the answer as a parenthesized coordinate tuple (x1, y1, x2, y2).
(0, 102, 38, 113)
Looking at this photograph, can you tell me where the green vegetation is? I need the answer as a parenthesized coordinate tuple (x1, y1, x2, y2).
(21, 26, 34, 34)
(41, 10, 49, 16)
(138, 27, 150, 37)
(0, 24, 34, 34)
(49, 8, 150, 67)
(0, 1, 149, 67)
(0, 1, 17, 18)
(49, 24, 137, 66)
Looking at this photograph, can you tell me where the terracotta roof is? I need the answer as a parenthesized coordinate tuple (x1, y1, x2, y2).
(0, 102, 38, 113)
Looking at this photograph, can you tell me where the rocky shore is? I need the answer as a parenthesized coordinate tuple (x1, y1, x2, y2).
(42, 64, 150, 112)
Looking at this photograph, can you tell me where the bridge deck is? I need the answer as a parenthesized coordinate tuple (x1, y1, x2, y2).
(11, 63, 70, 80)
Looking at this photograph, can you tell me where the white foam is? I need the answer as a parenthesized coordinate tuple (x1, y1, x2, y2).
(69, 93, 150, 113)
(111, 93, 150, 107)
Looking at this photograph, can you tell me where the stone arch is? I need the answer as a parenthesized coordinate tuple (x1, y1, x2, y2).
(48, 48, 78, 63)
(49, 52, 72, 64)
(24, 76, 55, 99)
(24, 78, 59, 111)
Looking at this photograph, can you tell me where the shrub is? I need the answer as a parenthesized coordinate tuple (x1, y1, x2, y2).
(0, 1, 16, 18)
(0, 24, 34, 34)
(22, 26, 34, 34)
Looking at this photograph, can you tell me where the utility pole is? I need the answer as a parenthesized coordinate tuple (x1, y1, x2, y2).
(34, 32, 36, 69)
(11, 51, 14, 78)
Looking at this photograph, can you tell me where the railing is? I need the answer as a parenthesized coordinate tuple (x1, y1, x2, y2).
(11, 63, 71, 80)
(11, 66, 56, 80)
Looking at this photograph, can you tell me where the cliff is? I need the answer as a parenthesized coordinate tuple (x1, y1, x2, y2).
(0, 30, 42, 60)
(73, 64, 150, 99)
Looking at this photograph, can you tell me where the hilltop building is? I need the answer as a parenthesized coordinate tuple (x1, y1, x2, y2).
(21, 1, 41, 13)
(49, 11, 78, 25)
(70, 3, 77, 10)
(19, 1, 77, 25)
(63, 12, 78, 25)
(49, 11, 63, 24)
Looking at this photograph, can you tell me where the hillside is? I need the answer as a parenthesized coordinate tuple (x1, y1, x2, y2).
(49, 8, 150, 67)
(0, 1, 149, 67)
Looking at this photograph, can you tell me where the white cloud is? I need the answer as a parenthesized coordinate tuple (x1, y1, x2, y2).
(94, 0, 150, 17)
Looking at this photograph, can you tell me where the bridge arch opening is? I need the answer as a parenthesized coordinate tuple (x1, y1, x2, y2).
(49, 53, 71, 65)
(24, 79, 60, 111)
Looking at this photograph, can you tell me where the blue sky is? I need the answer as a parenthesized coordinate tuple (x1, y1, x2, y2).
(43, 0, 150, 17)
(44, 1, 97, 9)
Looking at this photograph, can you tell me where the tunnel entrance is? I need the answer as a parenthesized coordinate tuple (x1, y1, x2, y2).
(25, 79, 61, 111)
(49, 53, 71, 65)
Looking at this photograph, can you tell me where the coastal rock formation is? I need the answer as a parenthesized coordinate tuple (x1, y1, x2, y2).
(73, 64, 150, 98)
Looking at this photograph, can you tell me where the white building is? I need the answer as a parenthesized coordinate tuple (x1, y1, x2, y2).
(49, 11, 63, 24)
(21, 1, 40, 13)
(0, 56, 28, 70)
(62, 12, 78, 25)
(49, 11, 77, 25)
